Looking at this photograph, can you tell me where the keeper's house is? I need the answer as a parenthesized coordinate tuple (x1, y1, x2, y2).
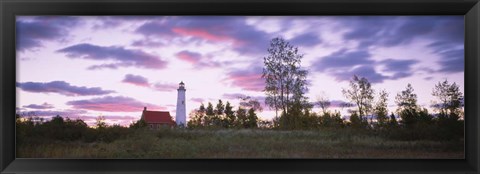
(141, 107, 176, 129)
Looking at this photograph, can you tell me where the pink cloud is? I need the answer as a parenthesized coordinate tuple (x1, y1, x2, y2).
(172, 27, 231, 42)
(66, 96, 165, 112)
(224, 68, 265, 91)
(176, 50, 201, 63)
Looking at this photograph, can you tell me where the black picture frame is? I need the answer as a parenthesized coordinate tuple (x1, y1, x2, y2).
(1, 0, 479, 173)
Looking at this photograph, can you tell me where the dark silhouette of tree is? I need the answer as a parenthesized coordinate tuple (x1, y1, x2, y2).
(235, 107, 247, 128)
(431, 80, 464, 140)
(395, 84, 419, 128)
(342, 75, 374, 124)
(432, 79, 463, 120)
(388, 112, 398, 127)
(374, 89, 389, 128)
(246, 108, 259, 128)
(224, 101, 236, 128)
(262, 37, 309, 129)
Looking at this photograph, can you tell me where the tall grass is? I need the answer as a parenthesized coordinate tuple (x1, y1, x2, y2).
(17, 128, 464, 159)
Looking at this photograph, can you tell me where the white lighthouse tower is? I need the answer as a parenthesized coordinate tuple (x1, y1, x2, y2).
(175, 81, 186, 126)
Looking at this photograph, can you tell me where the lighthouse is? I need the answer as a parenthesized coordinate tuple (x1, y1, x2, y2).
(175, 81, 186, 126)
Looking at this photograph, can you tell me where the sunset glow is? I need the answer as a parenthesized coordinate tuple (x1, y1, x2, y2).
(16, 16, 464, 126)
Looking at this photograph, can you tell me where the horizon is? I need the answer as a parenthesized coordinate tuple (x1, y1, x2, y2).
(16, 16, 464, 126)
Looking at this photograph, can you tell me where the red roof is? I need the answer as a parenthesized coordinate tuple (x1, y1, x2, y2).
(142, 111, 175, 125)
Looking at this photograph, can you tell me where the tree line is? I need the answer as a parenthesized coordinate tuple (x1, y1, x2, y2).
(16, 37, 464, 144)
(257, 37, 464, 140)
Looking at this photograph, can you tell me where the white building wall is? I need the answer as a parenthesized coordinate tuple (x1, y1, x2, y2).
(175, 86, 186, 126)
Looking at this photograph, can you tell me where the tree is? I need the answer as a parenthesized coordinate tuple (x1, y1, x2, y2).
(224, 101, 236, 128)
(388, 112, 398, 127)
(239, 96, 263, 112)
(431, 80, 464, 140)
(215, 100, 225, 115)
(395, 84, 419, 128)
(204, 102, 215, 126)
(262, 37, 309, 129)
(316, 92, 331, 115)
(374, 89, 389, 128)
(342, 75, 374, 121)
(432, 79, 463, 120)
(95, 116, 107, 129)
(395, 84, 418, 112)
(246, 108, 259, 128)
(235, 107, 247, 128)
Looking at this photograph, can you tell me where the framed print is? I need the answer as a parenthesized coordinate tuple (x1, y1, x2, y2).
(1, 0, 479, 173)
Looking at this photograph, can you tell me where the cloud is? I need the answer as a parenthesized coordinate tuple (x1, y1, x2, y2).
(380, 59, 419, 80)
(120, 74, 177, 91)
(329, 100, 355, 108)
(16, 81, 115, 96)
(175, 50, 223, 69)
(290, 32, 322, 47)
(152, 82, 178, 92)
(91, 16, 158, 30)
(336, 16, 464, 74)
(176, 50, 202, 63)
(16, 16, 81, 52)
(313, 49, 374, 71)
(66, 96, 165, 112)
(434, 49, 464, 73)
(122, 74, 150, 87)
(190, 98, 205, 103)
(313, 49, 420, 83)
(331, 65, 389, 84)
(223, 66, 265, 91)
(87, 63, 124, 70)
(339, 16, 442, 48)
(17, 109, 88, 117)
(23, 102, 54, 109)
(135, 16, 271, 56)
(57, 43, 168, 70)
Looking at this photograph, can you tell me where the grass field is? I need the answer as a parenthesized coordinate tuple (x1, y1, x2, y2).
(17, 128, 464, 159)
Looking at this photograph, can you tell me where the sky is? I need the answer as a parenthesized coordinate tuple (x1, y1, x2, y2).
(15, 16, 464, 126)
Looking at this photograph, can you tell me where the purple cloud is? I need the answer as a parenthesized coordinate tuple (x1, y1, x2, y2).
(224, 66, 265, 92)
(337, 16, 464, 74)
(313, 49, 374, 71)
(135, 16, 270, 56)
(176, 50, 202, 63)
(331, 65, 389, 84)
(16, 16, 81, 52)
(66, 96, 166, 112)
(152, 82, 178, 92)
(290, 32, 322, 47)
(380, 59, 419, 80)
(16, 81, 115, 96)
(17, 109, 88, 117)
(23, 102, 54, 109)
(122, 74, 150, 87)
(57, 43, 168, 70)
(176, 50, 223, 69)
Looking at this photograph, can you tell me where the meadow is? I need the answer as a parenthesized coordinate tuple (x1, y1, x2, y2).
(17, 128, 464, 159)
